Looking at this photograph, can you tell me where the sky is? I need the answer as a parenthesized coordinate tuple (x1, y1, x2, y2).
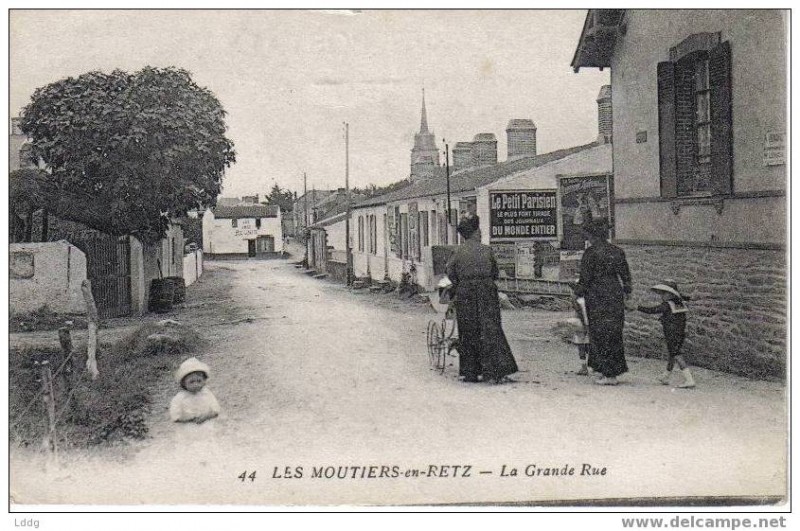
(9, 9, 610, 199)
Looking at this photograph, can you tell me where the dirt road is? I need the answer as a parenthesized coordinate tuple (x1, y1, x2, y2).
(10, 259, 787, 507)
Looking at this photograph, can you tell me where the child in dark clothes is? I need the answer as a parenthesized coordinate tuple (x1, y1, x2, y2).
(637, 280, 696, 388)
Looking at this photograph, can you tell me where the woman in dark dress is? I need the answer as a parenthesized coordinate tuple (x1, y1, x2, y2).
(573, 218, 632, 385)
(446, 215, 518, 383)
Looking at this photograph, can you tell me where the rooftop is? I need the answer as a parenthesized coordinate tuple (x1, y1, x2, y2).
(571, 9, 626, 72)
(352, 141, 599, 210)
(212, 204, 280, 219)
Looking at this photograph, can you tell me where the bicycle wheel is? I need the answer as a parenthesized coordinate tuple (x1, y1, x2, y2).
(427, 321, 440, 366)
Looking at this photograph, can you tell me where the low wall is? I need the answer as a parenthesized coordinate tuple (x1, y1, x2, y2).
(183, 249, 204, 287)
(10, 241, 88, 315)
(622, 244, 786, 379)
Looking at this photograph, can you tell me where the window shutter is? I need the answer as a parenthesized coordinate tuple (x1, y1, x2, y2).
(709, 40, 733, 195)
(657, 61, 678, 198)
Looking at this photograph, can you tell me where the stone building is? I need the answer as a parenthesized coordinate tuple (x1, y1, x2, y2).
(572, 9, 787, 378)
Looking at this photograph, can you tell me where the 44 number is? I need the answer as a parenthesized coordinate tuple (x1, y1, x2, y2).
(238, 471, 257, 482)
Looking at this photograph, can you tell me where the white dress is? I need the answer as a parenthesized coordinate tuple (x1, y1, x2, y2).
(169, 387, 221, 453)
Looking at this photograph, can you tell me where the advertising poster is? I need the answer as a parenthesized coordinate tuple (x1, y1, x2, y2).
(489, 190, 558, 242)
(490, 243, 516, 278)
(558, 174, 613, 251)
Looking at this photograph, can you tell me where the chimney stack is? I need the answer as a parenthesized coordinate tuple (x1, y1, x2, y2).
(471, 133, 498, 167)
(452, 142, 473, 172)
(597, 84, 612, 144)
(506, 119, 537, 160)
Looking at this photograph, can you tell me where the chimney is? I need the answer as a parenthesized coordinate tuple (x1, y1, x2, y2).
(506, 119, 537, 160)
(471, 133, 498, 167)
(452, 142, 473, 172)
(597, 84, 612, 144)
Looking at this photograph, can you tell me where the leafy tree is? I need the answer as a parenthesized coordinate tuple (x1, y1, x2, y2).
(265, 183, 295, 212)
(20, 66, 236, 243)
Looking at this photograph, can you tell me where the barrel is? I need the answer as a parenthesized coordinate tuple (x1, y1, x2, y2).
(148, 279, 175, 313)
(165, 276, 186, 304)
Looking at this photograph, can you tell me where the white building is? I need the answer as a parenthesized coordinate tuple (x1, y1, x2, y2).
(202, 204, 283, 258)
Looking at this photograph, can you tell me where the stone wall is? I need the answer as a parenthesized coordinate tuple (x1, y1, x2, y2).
(622, 244, 786, 380)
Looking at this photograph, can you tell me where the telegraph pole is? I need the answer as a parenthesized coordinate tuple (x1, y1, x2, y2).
(444, 139, 452, 242)
(345, 122, 353, 286)
(303, 172, 308, 267)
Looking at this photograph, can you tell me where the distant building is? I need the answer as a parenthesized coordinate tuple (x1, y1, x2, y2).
(292, 189, 335, 238)
(202, 203, 283, 258)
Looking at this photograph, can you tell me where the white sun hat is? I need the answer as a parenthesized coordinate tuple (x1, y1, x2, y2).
(175, 357, 210, 384)
(650, 280, 684, 299)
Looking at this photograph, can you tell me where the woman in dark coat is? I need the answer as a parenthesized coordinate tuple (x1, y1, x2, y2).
(446, 215, 518, 383)
(573, 218, 632, 385)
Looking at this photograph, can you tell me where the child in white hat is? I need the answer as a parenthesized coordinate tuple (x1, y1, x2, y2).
(170, 357, 221, 423)
(637, 280, 695, 388)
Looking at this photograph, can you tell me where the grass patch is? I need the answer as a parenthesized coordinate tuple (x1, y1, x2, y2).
(10, 305, 88, 333)
(9, 321, 203, 449)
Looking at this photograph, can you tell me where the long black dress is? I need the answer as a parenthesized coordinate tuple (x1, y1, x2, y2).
(446, 239, 518, 381)
(574, 241, 632, 377)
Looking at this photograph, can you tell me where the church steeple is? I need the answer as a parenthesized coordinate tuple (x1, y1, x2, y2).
(420, 88, 429, 134)
(410, 88, 440, 181)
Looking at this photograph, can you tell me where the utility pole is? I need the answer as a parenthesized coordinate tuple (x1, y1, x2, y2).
(345, 122, 353, 286)
(444, 139, 452, 243)
(303, 172, 308, 267)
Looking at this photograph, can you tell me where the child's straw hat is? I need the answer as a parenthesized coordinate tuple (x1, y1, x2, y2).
(650, 280, 685, 300)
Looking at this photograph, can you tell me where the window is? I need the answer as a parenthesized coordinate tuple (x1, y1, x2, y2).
(255, 218, 261, 229)
(400, 213, 408, 258)
(370, 215, 378, 255)
(658, 35, 732, 198)
(231, 219, 238, 228)
(11, 252, 34, 279)
(361, 216, 365, 252)
(420, 211, 429, 247)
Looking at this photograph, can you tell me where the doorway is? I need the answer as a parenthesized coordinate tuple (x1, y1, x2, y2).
(248, 239, 256, 257)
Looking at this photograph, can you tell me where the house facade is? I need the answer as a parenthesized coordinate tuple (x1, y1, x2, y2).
(202, 203, 283, 258)
(572, 9, 787, 377)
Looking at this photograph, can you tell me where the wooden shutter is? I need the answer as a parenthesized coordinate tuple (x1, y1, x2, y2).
(657, 61, 678, 198)
(710, 40, 733, 195)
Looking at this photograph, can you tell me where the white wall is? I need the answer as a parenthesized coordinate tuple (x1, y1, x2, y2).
(203, 209, 284, 255)
(349, 195, 453, 290)
(183, 249, 204, 286)
(10, 241, 88, 315)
